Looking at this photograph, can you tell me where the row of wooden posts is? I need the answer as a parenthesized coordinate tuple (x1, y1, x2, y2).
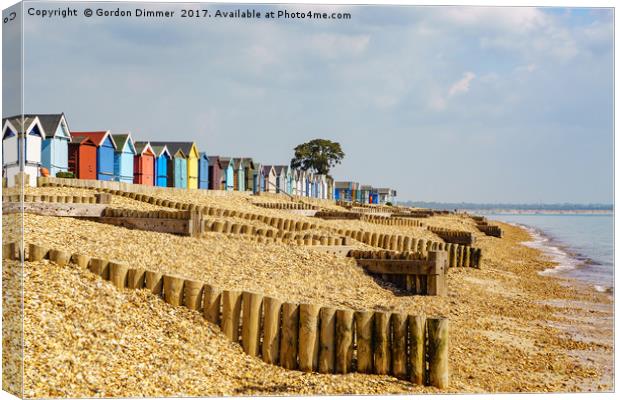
(427, 227, 476, 246)
(3, 193, 110, 204)
(11, 241, 449, 389)
(360, 214, 425, 228)
(203, 219, 347, 245)
(253, 202, 318, 210)
(334, 229, 482, 268)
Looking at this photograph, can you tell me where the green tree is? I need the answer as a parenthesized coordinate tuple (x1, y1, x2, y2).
(290, 139, 345, 175)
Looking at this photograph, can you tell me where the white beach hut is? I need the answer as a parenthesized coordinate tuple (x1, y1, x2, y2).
(2, 116, 45, 187)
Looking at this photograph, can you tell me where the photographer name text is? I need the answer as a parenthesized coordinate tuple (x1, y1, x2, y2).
(26, 7, 351, 20)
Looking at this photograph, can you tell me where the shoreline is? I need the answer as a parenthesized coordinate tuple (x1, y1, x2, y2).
(503, 220, 613, 295)
(490, 219, 614, 392)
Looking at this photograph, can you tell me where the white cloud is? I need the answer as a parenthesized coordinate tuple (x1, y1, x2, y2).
(436, 7, 548, 33)
(448, 72, 476, 97)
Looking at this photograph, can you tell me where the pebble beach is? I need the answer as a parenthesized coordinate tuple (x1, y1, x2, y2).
(2, 187, 614, 397)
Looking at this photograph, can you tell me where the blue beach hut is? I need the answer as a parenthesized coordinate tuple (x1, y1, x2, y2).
(219, 157, 234, 191)
(111, 133, 136, 183)
(198, 153, 210, 189)
(151, 145, 172, 187)
(152, 144, 171, 187)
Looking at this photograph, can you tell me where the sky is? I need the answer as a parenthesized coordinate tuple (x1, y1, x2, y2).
(3, 3, 614, 203)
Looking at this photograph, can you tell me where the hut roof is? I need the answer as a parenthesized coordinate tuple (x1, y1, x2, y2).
(111, 133, 136, 154)
(206, 155, 222, 168)
(134, 141, 155, 156)
(219, 157, 232, 169)
(70, 135, 97, 146)
(151, 144, 171, 158)
(149, 141, 196, 157)
(22, 113, 68, 139)
(71, 131, 116, 149)
(3, 116, 45, 137)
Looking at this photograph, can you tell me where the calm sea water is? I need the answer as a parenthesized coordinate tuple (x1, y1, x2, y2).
(485, 214, 614, 293)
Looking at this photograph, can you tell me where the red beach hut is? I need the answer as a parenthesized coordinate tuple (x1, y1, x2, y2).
(133, 142, 155, 186)
(68, 135, 97, 179)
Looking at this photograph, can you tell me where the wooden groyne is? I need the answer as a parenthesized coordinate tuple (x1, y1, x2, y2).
(472, 216, 503, 238)
(12, 241, 450, 389)
(349, 250, 447, 296)
(427, 227, 475, 246)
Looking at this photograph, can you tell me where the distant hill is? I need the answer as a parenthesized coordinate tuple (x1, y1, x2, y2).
(398, 201, 613, 212)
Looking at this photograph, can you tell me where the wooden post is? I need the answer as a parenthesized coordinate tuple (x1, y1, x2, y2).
(373, 311, 391, 375)
(109, 262, 129, 288)
(464, 247, 471, 268)
(318, 307, 336, 373)
(262, 296, 282, 365)
(390, 313, 408, 380)
(127, 268, 146, 289)
(280, 302, 300, 370)
(449, 244, 457, 268)
(145, 271, 164, 295)
(163, 275, 185, 306)
(474, 248, 482, 268)
(427, 251, 447, 296)
(427, 318, 449, 389)
(72, 253, 91, 269)
(202, 285, 222, 324)
(184, 280, 204, 311)
(28, 244, 48, 261)
(2, 243, 14, 260)
(49, 249, 70, 267)
(335, 309, 354, 374)
(298, 303, 321, 372)
(355, 311, 374, 374)
(222, 290, 242, 342)
(241, 291, 263, 357)
(408, 315, 426, 385)
(89, 258, 110, 280)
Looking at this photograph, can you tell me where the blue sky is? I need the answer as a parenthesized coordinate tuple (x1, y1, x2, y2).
(5, 3, 614, 203)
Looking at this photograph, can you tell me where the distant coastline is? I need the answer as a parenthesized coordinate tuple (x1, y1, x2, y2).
(468, 209, 613, 215)
(399, 201, 613, 214)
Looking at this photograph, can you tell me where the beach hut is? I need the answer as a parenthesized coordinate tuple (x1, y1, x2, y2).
(149, 142, 198, 189)
(68, 135, 97, 180)
(295, 169, 305, 196)
(261, 165, 277, 193)
(171, 149, 187, 188)
(207, 156, 222, 190)
(26, 113, 71, 178)
(72, 131, 116, 181)
(111, 133, 136, 183)
(152, 144, 171, 187)
(198, 153, 210, 189)
(242, 158, 255, 193)
(377, 188, 397, 204)
(2, 116, 45, 187)
(219, 157, 235, 191)
(133, 142, 155, 186)
(335, 181, 355, 202)
(360, 185, 373, 204)
(326, 176, 334, 200)
(286, 167, 295, 195)
(252, 162, 263, 194)
(274, 166, 288, 194)
(232, 158, 246, 191)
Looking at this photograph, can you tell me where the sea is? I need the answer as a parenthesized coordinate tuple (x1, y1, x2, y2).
(484, 213, 614, 295)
